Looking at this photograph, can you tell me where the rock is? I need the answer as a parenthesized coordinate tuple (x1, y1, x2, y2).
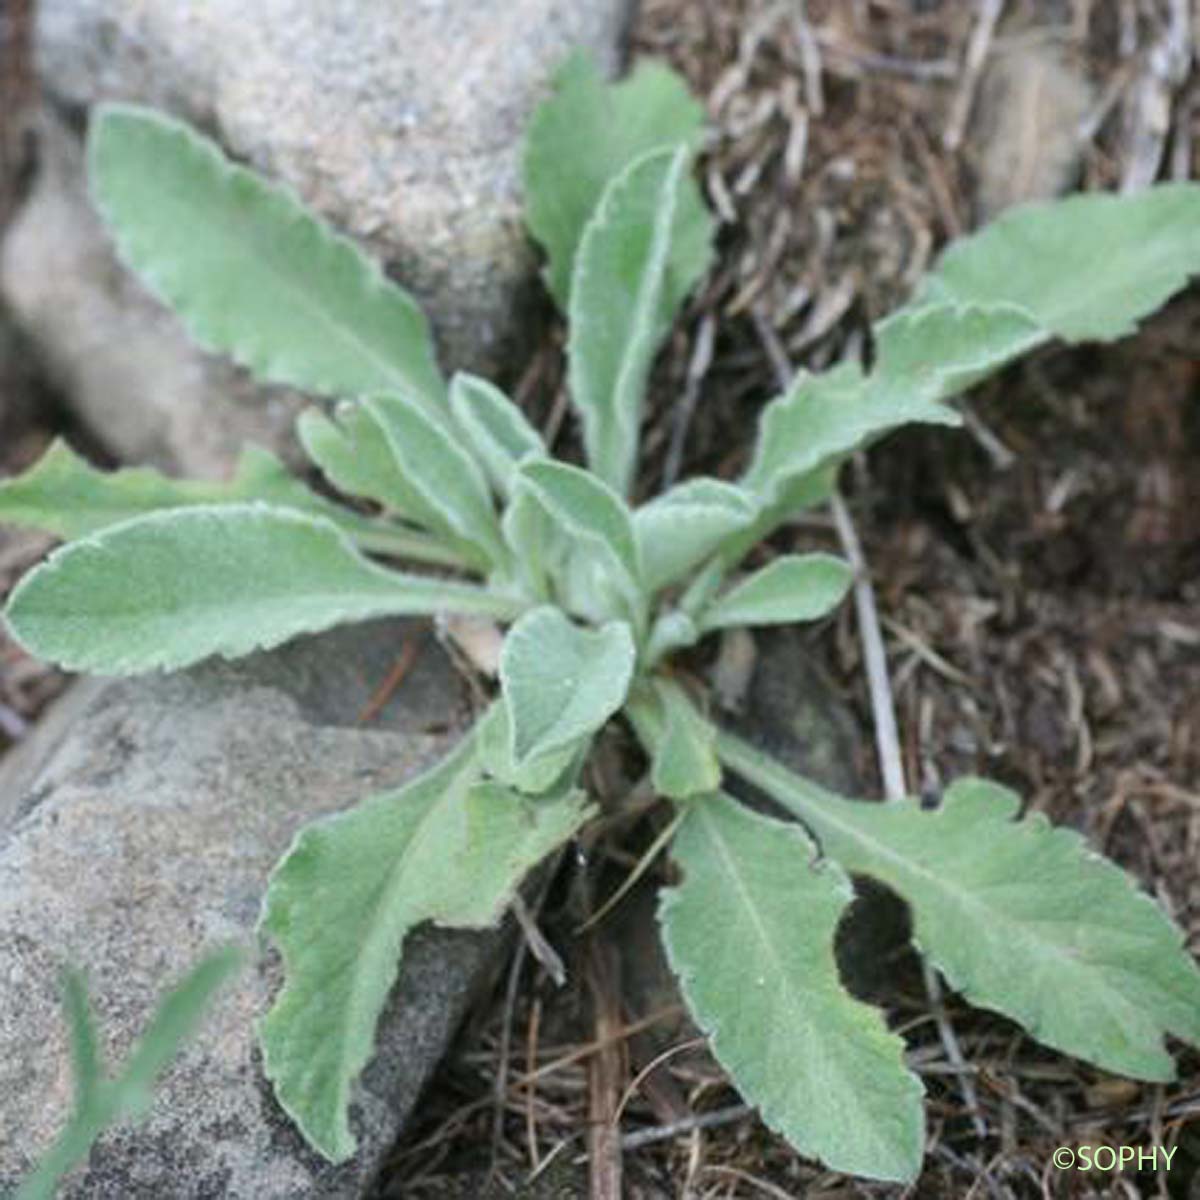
(2, 0, 633, 476)
(0, 618, 509, 1197)
(972, 39, 1092, 222)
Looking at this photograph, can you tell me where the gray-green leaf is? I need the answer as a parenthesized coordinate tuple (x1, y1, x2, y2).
(364, 392, 507, 569)
(5, 504, 521, 674)
(660, 793, 924, 1181)
(717, 733, 1200, 1082)
(476, 700, 586, 795)
(89, 105, 446, 413)
(0, 439, 328, 538)
(871, 301, 1045, 404)
(514, 459, 643, 623)
(634, 479, 759, 593)
(259, 733, 589, 1161)
(448, 374, 547, 499)
(917, 182, 1200, 342)
(743, 362, 959, 509)
(626, 678, 720, 800)
(522, 51, 707, 308)
(700, 554, 853, 632)
(568, 146, 713, 496)
(499, 606, 636, 767)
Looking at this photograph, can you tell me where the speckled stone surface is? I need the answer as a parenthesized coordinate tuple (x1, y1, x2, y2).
(2, 0, 633, 476)
(0, 619, 505, 1197)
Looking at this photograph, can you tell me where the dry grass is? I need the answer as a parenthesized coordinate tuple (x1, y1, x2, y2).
(383, 2, 1200, 1197)
(2, 1, 1198, 1196)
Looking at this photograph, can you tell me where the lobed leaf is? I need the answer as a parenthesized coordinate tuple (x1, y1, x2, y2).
(448, 374, 547, 499)
(0, 439, 319, 536)
(499, 606, 636, 767)
(89, 105, 446, 414)
(717, 732, 1200, 1082)
(699, 554, 853, 632)
(660, 793, 925, 1181)
(568, 146, 713, 495)
(871, 301, 1045, 404)
(634, 479, 759, 593)
(260, 733, 589, 1161)
(5, 504, 522, 674)
(523, 51, 707, 307)
(916, 182, 1200, 342)
(743, 362, 958, 510)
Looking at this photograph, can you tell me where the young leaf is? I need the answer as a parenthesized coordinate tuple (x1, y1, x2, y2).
(523, 51, 707, 307)
(259, 734, 589, 1161)
(717, 733, 1200, 1082)
(626, 678, 720, 800)
(743, 362, 959, 509)
(634, 479, 759, 593)
(17, 949, 241, 1200)
(89, 106, 446, 414)
(476, 701, 586, 795)
(699, 554, 853, 632)
(871, 301, 1045, 404)
(5, 504, 523, 674)
(297, 404, 419, 517)
(917, 182, 1200, 342)
(448, 374, 546, 499)
(499, 606, 636, 767)
(514, 459, 643, 622)
(660, 793, 924, 1181)
(568, 146, 713, 495)
(363, 392, 507, 569)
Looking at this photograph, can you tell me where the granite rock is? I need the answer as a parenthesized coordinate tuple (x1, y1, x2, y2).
(0, 619, 506, 1198)
(2, 0, 633, 476)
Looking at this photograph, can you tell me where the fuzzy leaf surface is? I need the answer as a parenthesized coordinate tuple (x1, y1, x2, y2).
(0, 439, 359, 539)
(260, 735, 589, 1161)
(500, 606, 636, 766)
(634, 479, 759, 592)
(298, 404, 420, 518)
(89, 105, 445, 413)
(5, 504, 520, 674)
(872, 301, 1045, 403)
(743, 362, 958, 508)
(917, 183, 1200, 342)
(514, 459, 643, 622)
(364, 392, 505, 568)
(476, 700, 585, 795)
(568, 146, 713, 495)
(660, 793, 924, 1181)
(700, 554, 853, 631)
(627, 679, 720, 800)
(523, 51, 706, 307)
(717, 734, 1200, 1081)
(448, 374, 546, 498)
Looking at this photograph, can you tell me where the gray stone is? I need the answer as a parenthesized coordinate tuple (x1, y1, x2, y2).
(0, 618, 506, 1198)
(2, 0, 632, 476)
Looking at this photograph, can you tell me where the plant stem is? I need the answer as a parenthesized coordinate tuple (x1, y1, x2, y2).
(349, 523, 479, 570)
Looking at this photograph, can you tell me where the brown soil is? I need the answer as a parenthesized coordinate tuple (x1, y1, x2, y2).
(3, 2, 1199, 1198)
